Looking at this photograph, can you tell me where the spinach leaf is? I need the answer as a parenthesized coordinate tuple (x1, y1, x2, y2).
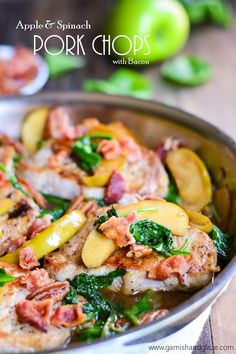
(129, 220, 173, 256)
(42, 193, 70, 207)
(73, 136, 101, 173)
(68, 270, 125, 317)
(161, 55, 212, 86)
(94, 206, 119, 229)
(170, 239, 191, 256)
(65, 285, 79, 305)
(164, 178, 180, 204)
(210, 225, 229, 258)
(124, 296, 151, 326)
(44, 48, 85, 79)
(77, 320, 104, 342)
(86, 132, 114, 140)
(39, 206, 66, 222)
(39, 194, 70, 222)
(0, 162, 28, 196)
(83, 68, 153, 100)
(0, 268, 15, 287)
(179, 0, 232, 27)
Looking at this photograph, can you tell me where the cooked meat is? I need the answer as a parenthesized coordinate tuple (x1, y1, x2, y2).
(45, 223, 218, 294)
(121, 147, 169, 197)
(0, 266, 70, 352)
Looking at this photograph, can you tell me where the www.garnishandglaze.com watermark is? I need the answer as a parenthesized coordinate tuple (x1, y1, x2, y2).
(147, 344, 235, 352)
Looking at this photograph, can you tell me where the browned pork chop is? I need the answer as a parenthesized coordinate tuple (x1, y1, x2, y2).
(45, 222, 218, 295)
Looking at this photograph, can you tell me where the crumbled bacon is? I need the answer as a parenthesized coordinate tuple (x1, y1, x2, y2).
(99, 211, 137, 248)
(26, 268, 52, 292)
(155, 137, 182, 160)
(27, 281, 69, 304)
(7, 237, 24, 253)
(105, 171, 127, 203)
(120, 137, 142, 162)
(19, 246, 39, 270)
(15, 299, 53, 332)
(0, 134, 26, 154)
(139, 309, 169, 324)
(82, 118, 100, 128)
(97, 139, 121, 160)
(0, 47, 38, 95)
(27, 215, 52, 239)
(45, 107, 86, 141)
(126, 243, 153, 258)
(0, 170, 10, 188)
(51, 304, 86, 327)
(148, 255, 191, 281)
(48, 150, 69, 168)
(19, 178, 46, 208)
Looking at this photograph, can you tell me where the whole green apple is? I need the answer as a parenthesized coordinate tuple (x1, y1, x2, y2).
(106, 0, 190, 63)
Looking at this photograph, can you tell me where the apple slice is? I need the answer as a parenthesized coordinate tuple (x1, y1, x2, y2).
(22, 107, 49, 154)
(82, 229, 117, 268)
(166, 148, 212, 211)
(119, 200, 189, 236)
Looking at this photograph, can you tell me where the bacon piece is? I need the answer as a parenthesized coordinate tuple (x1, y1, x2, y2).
(7, 237, 24, 253)
(99, 211, 137, 248)
(97, 139, 121, 160)
(26, 268, 52, 292)
(105, 171, 127, 203)
(19, 246, 39, 270)
(0, 134, 26, 154)
(27, 281, 69, 304)
(120, 137, 142, 162)
(19, 177, 46, 208)
(126, 243, 153, 258)
(51, 304, 86, 327)
(48, 150, 69, 168)
(45, 107, 86, 141)
(155, 137, 182, 160)
(139, 309, 169, 324)
(27, 215, 52, 239)
(0, 170, 10, 189)
(15, 299, 53, 332)
(148, 255, 191, 281)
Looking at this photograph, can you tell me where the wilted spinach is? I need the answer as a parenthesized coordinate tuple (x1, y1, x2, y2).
(94, 206, 120, 229)
(164, 178, 180, 204)
(39, 194, 70, 222)
(0, 268, 15, 287)
(124, 295, 151, 325)
(210, 225, 229, 258)
(129, 220, 174, 256)
(73, 136, 102, 173)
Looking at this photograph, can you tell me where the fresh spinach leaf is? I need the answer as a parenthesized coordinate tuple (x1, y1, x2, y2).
(129, 220, 174, 256)
(164, 177, 180, 204)
(161, 55, 212, 86)
(94, 206, 119, 229)
(179, 0, 232, 27)
(0, 162, 28, 196)
(210, 225, 229, 258)
(83, 68, 153, 100)
(44, 48, 85, 79)
(0, 268, 15, 287)
(73, 136, 102, 173)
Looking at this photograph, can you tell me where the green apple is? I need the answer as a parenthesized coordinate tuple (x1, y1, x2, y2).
(106, 0, 190, 63)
